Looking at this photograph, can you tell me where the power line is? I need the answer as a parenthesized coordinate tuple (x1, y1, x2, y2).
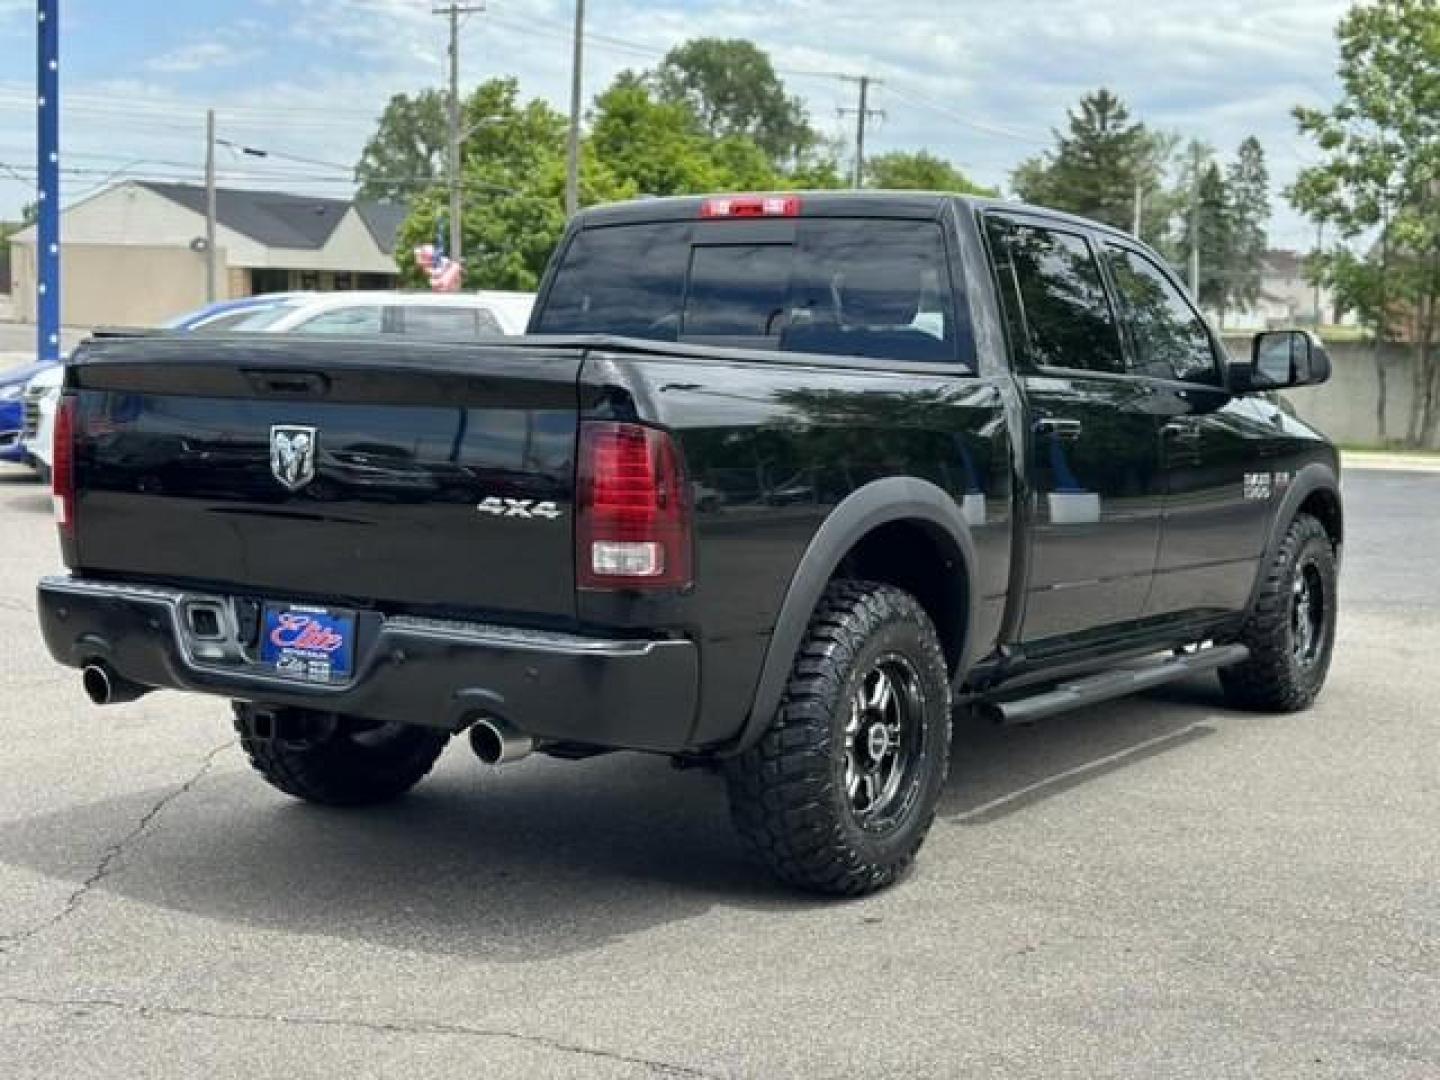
(880, 82, 1049, 145)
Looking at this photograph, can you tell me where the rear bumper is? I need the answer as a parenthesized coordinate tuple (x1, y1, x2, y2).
(37, 576, 700, 753)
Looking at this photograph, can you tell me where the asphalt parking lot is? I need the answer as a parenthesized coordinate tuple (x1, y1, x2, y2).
(0, 458, 1436, 1079)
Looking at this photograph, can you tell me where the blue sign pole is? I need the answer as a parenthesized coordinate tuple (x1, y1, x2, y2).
(36, 0, 60, 363)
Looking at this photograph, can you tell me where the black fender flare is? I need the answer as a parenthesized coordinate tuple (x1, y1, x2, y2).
(1244, 461, 1342, 616)
(730, 477, 980, 755)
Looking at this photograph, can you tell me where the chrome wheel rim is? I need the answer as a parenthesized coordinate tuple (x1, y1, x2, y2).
(1292, 561, 1325, 667)
(843, 654, 923, 825)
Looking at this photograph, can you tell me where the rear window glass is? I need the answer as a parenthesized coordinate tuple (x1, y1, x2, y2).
(537, 218, 969, 366)
(399, 306, 503, 339)
(536, 223, 689, 338)
(683, 244, 793, 338)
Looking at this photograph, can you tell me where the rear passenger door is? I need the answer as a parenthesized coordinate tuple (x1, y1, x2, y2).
(985, 214, 1165, 647)
(1102, 240, 1271, 618)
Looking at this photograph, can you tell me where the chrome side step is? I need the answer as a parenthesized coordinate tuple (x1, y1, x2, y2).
(980, 644, 1249, 726)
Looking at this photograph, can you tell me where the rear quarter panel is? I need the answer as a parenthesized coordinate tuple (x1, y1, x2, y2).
(579, 350, 1016, 747)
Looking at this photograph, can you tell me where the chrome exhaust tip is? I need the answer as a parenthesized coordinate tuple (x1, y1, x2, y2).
(82, 663, 150, 706)
(468, 718, 534, 765)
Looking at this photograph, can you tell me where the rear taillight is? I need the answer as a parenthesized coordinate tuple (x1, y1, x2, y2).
(576, 421, 692, 591)
(52, 394, 76, 538)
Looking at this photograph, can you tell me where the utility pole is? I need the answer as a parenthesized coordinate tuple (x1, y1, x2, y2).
(1313, 220, 1323, 327)
(1187, 145, 1204, 299)
(36, 0, 60, 362)
(205, 108, 217, 303)
(565, 0, 585, 218)
(838, 76, 884, 189)
(434, 2, 484, 264)
(1131, 179, 1143, 239)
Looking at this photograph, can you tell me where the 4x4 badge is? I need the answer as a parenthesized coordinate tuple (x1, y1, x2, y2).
(270, 425, 318, 492)
(477, 497, 563, 520)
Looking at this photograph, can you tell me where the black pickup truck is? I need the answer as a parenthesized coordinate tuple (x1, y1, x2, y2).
(38, 192, 1342, 895)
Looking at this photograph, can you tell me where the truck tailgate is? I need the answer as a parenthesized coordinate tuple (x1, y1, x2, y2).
(69, 336, 583, 621)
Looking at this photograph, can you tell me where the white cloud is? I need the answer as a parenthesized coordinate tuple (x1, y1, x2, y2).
(147, 40, 259, 74)
(0, 0, 1353, 247)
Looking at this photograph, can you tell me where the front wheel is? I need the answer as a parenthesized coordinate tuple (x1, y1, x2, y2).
(1220, 512, 1338, 712)
(725, 581, 952, 896)
(233, 704, 449, 807)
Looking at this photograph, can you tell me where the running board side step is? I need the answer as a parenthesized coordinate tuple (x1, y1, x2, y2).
(980, 644, 1250, 726)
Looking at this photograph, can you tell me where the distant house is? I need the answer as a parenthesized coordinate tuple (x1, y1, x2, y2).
(7, 181, 407, 327)
(1219, 249, 1356, 331)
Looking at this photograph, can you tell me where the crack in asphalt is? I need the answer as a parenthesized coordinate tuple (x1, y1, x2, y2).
(0, 739, 235, 955)
(0, 992, 722, 1078)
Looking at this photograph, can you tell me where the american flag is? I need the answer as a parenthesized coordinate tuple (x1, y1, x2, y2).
(414, 221, 463, 293)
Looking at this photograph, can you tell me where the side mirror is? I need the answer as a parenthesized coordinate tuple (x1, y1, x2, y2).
(1229, 330, 1332, 393)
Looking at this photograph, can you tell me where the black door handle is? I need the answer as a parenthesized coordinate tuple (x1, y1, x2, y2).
(1037, 418, 1083, 441)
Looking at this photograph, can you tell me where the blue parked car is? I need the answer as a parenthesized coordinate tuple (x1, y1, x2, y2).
(0, 360, 56, 465)
(165, 293, 310, 331)
(6, 294, 306, 473)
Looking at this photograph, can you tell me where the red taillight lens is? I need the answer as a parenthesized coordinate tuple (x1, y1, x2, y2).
(576, 421, 692, 590)
(52, 394, 76, 538)
(700, 195, 801, 219)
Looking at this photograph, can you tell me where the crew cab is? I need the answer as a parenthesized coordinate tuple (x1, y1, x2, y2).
(37, 193, 1342, 895)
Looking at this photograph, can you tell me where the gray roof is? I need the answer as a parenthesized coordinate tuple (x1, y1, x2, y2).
(140, 182, 404, 253)
(354, 201, 408, 255)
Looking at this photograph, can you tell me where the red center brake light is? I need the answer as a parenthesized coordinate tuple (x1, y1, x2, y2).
(576, 421, 693, 591)
(700, 195, 801, 219)
(52, 394, 77, 540)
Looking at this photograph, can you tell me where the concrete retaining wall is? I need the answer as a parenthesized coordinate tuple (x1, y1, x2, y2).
(1223, 337, 1437, 450)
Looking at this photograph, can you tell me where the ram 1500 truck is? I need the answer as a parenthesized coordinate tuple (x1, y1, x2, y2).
(37, 193, 1342, 895)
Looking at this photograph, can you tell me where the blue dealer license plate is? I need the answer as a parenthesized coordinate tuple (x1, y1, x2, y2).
(260, 605, 356, 683)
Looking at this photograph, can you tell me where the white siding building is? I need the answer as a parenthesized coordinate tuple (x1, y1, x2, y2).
(8, 181, 407, 327)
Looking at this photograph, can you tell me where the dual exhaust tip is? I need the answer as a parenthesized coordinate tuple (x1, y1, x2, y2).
(468, 717, 534, 765)
(81, 663, 151, 706)
(81, 665, 535, 767)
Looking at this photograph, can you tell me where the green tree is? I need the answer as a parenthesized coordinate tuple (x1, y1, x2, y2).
(1011, 88, 1161, 232)
(590, 72, 780, 197)
(654, 38, 816, 166)
(393, 78, 630, 290)
(1288, 0, 1440, 447)
(1174, 146, 1235, 317)
(357, 78, 566, 204)
(1226, 136, 1270, 312)
(864, 150, 996, 195)
(355, 90, 448, 202)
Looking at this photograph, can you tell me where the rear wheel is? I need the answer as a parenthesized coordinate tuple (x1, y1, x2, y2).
(233, 704, 449, 806)
(725, 581, 952, 896)
(1220, 512, 1338, 712)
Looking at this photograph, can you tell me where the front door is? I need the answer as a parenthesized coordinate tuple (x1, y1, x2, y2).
(985, 214, 1165, 646)
(1101, 240, 1271, 618)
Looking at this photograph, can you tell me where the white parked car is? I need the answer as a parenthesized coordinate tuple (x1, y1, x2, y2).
(23, 290, 539, 477)
(228, 290, 536, 337)
(20, 363, 63, 482)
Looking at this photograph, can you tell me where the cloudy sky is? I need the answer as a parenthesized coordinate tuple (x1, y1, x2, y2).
(0, 0, 1350, 249)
